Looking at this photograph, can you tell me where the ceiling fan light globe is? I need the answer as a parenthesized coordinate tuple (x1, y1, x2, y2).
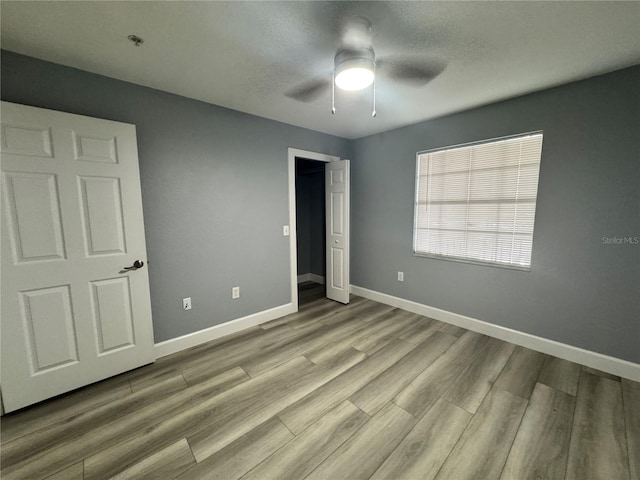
(335, 67, 374, 91)
(334, 54, 375, 91)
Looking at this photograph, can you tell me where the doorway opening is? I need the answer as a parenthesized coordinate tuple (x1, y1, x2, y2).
(295, 157, 327, 307)
(287, 148, 339, 311)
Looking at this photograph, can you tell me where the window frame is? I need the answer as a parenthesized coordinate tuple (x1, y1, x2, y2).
(412, 131, 543, 271)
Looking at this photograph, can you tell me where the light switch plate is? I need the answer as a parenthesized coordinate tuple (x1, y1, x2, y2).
(183, 297, 192, 310)
(283, 225, 290, 236)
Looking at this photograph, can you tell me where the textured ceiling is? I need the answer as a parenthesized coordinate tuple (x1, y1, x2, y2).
(2, 1, 639, 139)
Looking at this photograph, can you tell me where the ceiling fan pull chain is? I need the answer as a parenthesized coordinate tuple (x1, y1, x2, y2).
(332, 70, 336, 114)
(372, 76, 377, 117)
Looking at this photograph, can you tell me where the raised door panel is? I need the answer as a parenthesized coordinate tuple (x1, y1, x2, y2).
(331, 192, 344, 236)
(72, 131, 118, 164)
(331, 247, 344, 290)
(90, 278, 135, 354)
(1, 123, 54, 158)
(2, 172, 66, 263)
(20, 285, 79, 373)
(78, 176, 126, 256)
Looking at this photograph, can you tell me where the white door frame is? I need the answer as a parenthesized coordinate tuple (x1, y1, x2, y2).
(287, 148, 339, 311)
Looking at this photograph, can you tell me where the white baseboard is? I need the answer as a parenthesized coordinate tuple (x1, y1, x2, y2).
(351, 285, 640, 382)
(154, 303, 296, 359)
(297, 273, 325, 285)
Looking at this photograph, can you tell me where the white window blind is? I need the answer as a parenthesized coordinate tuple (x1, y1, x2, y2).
(414, 133, 543, 268)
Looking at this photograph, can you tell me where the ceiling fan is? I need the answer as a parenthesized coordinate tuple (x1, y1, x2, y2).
(285, 16, 447, 117)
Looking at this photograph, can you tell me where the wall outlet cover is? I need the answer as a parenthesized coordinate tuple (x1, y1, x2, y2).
(232, 286, 240, 299)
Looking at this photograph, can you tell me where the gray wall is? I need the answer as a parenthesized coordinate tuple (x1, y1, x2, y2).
(351, 66, 640, 363)
(1, 51, 350, 342)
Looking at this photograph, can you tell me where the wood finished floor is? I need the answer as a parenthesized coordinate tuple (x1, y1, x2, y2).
(1, 281, 638, 480)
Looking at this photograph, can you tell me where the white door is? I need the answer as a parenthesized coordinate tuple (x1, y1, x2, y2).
(1, 102, 155, 413)
(325, 159, 350, 304)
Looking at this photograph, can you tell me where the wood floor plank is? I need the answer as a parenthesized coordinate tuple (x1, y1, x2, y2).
(287, 299, 367, 329)
(305, 346, 368, 372)
(0, 375, 131, 444)
(298, 282, 325, 304)
(339, 302, 394, 322)
(303, 310, 407, 365)
(371, 398, 472, 480)
(318, 299, 388, 326)
(187, 349, 364, 463)
(495, 346, 548, 399)
(120, 323, 297, 391)
(582, 365, 621, 382)
(566, 371, 629, 480)
(324, 301, 394, 325)
(260, 299, 334, 329)
(397, 316, 446, 345)
(277, 339, 416, 434)
(362, 306, 410, 323)
(352, 311, 417, 355)
(242, 401, 369, 480)
(44, 463, 83, 480)
(240, 315, 365, 377)
(443, 337, 515, 413)
(393, 331, 489, 419)
(306, 402, 417, 480)
(538, 356, 581, 396)
(129, 369, 186, 393)
(1, 374, 188, 467)
(350, 332, 457, 416)
(120, 325, 268, 385)
(177, 417, 293, 480)
(298, 289, 326, 305)
(439, 324, 466, 337)
(500, 382, 575, 480)
(303, 325, 370, 365)
(180, 323, 321, 385)
(434, 387, 528, 480)
(104, 438, 195, 480)
(1, 367, 249, 480)
(80, 357, 321, 479)
(622, 378, 640, 480)
(287, 297, 369, 329)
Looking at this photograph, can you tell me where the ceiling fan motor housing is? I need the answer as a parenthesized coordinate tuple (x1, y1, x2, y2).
(334, 47, 376, 73)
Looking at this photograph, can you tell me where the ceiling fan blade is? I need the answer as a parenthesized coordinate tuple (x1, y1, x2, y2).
(340, 16, 373, 50)
(378, 57, 447, 86)
(285, 78, 331, 103)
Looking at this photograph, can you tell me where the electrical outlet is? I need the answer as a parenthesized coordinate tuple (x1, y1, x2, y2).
(183, 297, 192, 310)
(397, 271, 404, 282)
(232, 286, 240, 299)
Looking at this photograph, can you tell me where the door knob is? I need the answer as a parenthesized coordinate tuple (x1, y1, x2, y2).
(123, 260, 144, 271)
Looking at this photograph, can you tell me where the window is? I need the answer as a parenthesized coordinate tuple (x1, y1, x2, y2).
(413, 132, 543, 269)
